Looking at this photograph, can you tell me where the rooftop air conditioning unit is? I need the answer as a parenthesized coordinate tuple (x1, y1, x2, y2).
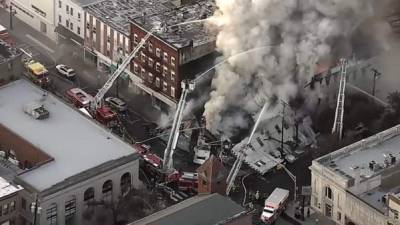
(24, 102, 50, 120)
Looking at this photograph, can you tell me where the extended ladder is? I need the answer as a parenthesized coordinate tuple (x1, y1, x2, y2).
(332, 58, 348, 141)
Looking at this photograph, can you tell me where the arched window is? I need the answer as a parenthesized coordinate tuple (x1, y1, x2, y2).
(102, 180, 113, 201)
(120, 172, 131, 195)
(84, 187, 95, 202)
(46, 203, 57, 225)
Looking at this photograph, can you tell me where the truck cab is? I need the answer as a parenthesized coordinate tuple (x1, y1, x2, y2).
(261, 188, 289, 223)
(25, 61, 51, 88)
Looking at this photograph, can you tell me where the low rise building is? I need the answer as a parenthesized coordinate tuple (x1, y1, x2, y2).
(310, 124, 400, 225)
(0, 177, 23, 225)
(0, 39, 21, 83)
(6, 0, 57, 40)
(0, 79, 140, 225)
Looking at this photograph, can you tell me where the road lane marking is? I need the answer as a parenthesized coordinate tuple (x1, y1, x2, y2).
(25, 34, 55, 54)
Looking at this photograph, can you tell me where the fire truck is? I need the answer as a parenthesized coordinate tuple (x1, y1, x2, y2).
(66, 88, 117, 127)
(0, 24, 14, 45)
(24, 60, 51, 88)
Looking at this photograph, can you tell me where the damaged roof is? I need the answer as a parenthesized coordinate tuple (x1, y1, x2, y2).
(0, 40, 20, 64)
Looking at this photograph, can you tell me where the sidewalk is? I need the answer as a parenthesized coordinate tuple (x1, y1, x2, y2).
(285, 201, 336, 225)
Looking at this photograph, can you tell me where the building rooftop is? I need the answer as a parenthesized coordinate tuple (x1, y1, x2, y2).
(0, 40, 20, 64)
(317, 125, 400, 181)
(84, 0, 216, 48)
(0, 176, 22, 199)
(129, 193, 245, 225)
(0, 79, 137, 192)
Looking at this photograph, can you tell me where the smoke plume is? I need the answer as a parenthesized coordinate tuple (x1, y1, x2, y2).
(204, 0, 377, 137)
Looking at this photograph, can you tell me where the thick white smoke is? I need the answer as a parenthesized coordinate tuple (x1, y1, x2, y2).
(204, 0, 375, 137)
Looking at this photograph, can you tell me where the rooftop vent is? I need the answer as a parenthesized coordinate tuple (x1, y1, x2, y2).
(23, 102, 49, 120)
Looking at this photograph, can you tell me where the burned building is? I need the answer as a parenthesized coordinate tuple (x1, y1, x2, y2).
(0, 39, 22, 84)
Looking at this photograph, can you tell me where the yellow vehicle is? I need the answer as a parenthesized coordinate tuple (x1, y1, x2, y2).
(25, 60, 51, 88)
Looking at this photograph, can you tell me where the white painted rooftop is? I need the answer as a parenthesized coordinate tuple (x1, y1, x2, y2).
(0, 80, 136, 191)
(0, 176, 22, 199)
(318, 125, 400, 181)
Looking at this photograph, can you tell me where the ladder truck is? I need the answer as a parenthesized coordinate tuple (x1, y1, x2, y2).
(90, 26, 159, 123)
(226, 102, 269, 195)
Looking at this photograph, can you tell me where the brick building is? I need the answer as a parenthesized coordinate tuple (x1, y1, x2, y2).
(84, 0, 216, 109)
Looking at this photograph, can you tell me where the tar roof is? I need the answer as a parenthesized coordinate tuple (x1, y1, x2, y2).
(71, 0, 103, 7)
(0, 80, 137, 191)
(85, 0, 216, 48)
(317, 125, 400, 181)
(129, 193, 245, 225)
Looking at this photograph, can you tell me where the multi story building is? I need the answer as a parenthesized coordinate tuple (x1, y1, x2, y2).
(55, 0, 102, 46)
(0, 79, 140, 225)
(83, 0, 216, 109)
(0, 177, 23, 225)
(0, 39, 22, 83)
(6, 0, 57, 40)
(310, 124, 400, 225)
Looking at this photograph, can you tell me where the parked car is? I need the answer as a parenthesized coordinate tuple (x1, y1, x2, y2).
(105, 97, 127, 112)
(56, 64, 76, 79)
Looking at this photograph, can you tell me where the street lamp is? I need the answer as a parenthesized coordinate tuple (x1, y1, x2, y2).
(9, 5, 17, 30)
(30, 196, 42, 225)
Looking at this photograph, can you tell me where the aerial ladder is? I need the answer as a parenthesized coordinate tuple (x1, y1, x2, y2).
(226, 102, 269, 195)
(162, 80, 195, 172)
(91, 26, 160, 111)
(331, 58, 348, 141)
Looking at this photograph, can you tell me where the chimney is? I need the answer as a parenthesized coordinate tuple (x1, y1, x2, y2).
(196, 155, 228, 196)
(351, 166, 361, 186)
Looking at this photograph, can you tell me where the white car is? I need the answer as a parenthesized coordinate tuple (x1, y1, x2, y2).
(56, 64, 76, 79)
(105, 97, 127, 112)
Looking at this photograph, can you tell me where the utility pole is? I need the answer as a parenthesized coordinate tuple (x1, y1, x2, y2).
(371, 68, 381, 97)
(31, 194, 41, 225)
(9, 5, 13, 30)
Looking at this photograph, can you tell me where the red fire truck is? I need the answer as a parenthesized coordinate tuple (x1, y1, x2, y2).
(0, 24, 15, 45)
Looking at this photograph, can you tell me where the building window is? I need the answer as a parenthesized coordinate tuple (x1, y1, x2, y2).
(133, 63, 139, 74)
(156, 48, 161, 58)
(162, 66, 168, 77)
(325, 186, 333, 200)
(148, 58, 154, 68)
(141, 68, 146, 79)
(78, 12, 81, 19)
(102, 180, 113, 201)
(22, 198, 27, 210)
(121, 172, 131, 195)
(84, 187, 95, 202)
(10, 201, 15, 212)
(70, 7, 73, 16)
(141, 52, 146, 63)
(66, 5, 69, 14)
(394, 210, 399, 219)
(3, 204, 8, 215)
(66, 20, 69, 28)
(155, 77, 160, 87)
(46, 203, 57, 225)
(163, 52, 168, 62)
(163, 82, 168, 92)
(58, 0, 62, 8)
(58, 15, 62, 23)
(70, 22, 73, 30)
(77, 27, 80, 35)
(133, 34, 138, 44)
(65, 196, 76, 221)
(171, 87, 175, 98)
(171, 71, 175, 82)
(171, 56, 176, 67)
(148, 73, 153, 83)
(337, 212, 342, 221)
(156, 62, 161, 72)
(148, 42, 153, 53)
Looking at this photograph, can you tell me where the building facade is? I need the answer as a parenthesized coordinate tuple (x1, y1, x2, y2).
(0, 39, 22, 84)
(0, 177, 23, 225)
(310, 124, 400, 225)
(55, 0, 86, 45)
(6, 0, 56, 40)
